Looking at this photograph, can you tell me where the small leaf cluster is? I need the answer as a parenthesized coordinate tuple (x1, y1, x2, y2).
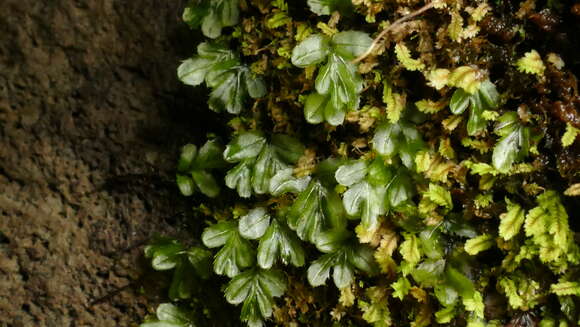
(336, 159, 414, 230)
(291, 31, 372, 125)
(225, 268, 287, 327)
(183, 0, 239, 38)
(223, 132, 304, 198)
(449, 79, 499, 136)
(141, 303, 195, 327)
(147, 208, 301, 326)
(521, 191, 579, 268)
(491, 112, 531, 173)
(178, 42, 266, 114)
(145, 237, 212, 300)
(176, 139, 225, 198)
(373, 120, 425, 169)
(383, 222, 487, 325)
(308, 230, 377, 288)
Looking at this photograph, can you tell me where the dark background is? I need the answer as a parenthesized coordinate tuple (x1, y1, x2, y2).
(0, 1, 219, 325)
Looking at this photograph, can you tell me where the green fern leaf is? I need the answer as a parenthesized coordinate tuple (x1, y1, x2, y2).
(464, 234, 494, 255)
(498, 199, 525, 240)
(225, 269, 287, 327)
(551, 281, 580, 296)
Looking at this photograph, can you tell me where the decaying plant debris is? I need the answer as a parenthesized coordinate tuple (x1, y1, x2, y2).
(141, 1, 580, 326)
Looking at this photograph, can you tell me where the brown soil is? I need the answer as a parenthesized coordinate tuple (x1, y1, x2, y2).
(0, 1, 217, 326)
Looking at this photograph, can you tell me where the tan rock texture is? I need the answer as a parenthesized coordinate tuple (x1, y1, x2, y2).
(0, 1, 219, 326)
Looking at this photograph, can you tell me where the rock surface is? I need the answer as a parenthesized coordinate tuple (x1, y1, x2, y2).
(0, 1, 216, 325)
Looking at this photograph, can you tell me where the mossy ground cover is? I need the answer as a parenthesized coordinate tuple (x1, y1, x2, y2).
(141, 1, 580, 326)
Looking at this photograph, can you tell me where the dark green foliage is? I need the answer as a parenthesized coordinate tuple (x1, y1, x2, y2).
(225, 268, 286, 327)
(372, 121, 425, 169)
(141, 303, 195, 327)
(449, 80, 499, 136)
(176, 140, 225, 198)
(202, 220, 255, 277)
(308, 230, 378, 288)
(492, 112, 531, 172)
(178, 42, 265, 114)
(145, 238, 212, 300)
(286, 180, 346, 243)
(183, 0, 240, 38)
(291, 31, 372, 125)
(336, 159, 415, 230)
(223, 132, 305, 197)
(257, 219, 305, 269)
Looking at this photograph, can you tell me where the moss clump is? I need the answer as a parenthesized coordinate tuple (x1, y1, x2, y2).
(141, 1, 580, 326)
